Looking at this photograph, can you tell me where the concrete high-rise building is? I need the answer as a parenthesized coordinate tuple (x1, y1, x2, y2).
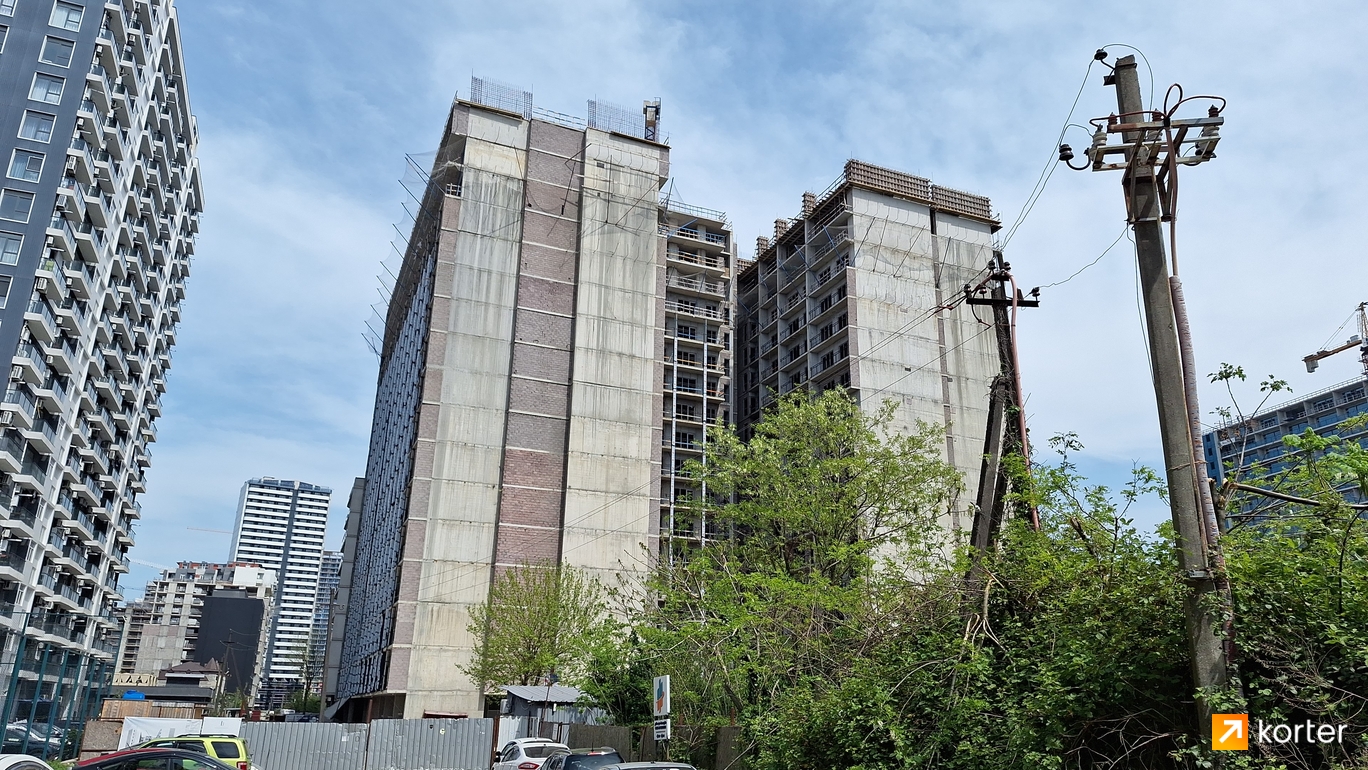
(659, 200, 733, 562)
(1203, 376, 1368, 512)
(305, 548, 341, 695)
(735, 161, 1001, 529)
(194, 587, 269, 703)
(229, 477, 331, 708)
(114, 561, 273, 682)
(0, 0, 200, 731)
(332, 80, 725, 720)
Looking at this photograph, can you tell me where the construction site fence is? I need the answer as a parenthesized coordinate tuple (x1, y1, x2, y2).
(239, 718, 494, 770)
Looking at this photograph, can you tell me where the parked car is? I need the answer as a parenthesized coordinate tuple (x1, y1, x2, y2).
(3, 720, 65, 756)
(542, 747, 624, 770)
(136, 734, 251, 770)
(603, 763, 696, 770)
(0, 754, 56, 770)
(75, 746, 237, 769)
(493, 738, 570, 770)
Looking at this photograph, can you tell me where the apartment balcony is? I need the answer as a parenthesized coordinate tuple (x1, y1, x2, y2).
(71, 219, 103, 262)
(2, 386, 37, 431)
(6, 494, 40, 532)
(27, 611, 85, 645)
(42, 337, 80, 378)
(101, 346, 130, 381)
(665, 247, 729, 277)
(82, 184, 114, 229)
(661, 437, 705, 454)
(0, 543, 28, 581)
(31, 377, 68, 415)
(661, 225, 729, 252)
(23, 419, 62, 460)
(666, 272, 727, 299)
(68, 139, 97, 185)
(664, 299, 729, 324)
(71, 473, 101, 507)
(24, 300, 59, 345)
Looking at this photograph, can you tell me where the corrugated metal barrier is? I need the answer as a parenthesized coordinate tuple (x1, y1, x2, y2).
(240, 718, 492, 770)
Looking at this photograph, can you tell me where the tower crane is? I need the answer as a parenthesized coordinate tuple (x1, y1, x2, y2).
(1303, 302, 1368, 375)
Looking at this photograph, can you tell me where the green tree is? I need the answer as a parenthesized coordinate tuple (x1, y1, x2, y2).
(604, 390, 962, 761)
(589, 385, 1368, 770)
(285, 689, 320, 714)
(462, 561, 611, 691)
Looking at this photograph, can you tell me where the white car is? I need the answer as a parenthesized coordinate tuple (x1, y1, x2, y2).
(493, 738, 570, 770)
(0, 755, 57, 770)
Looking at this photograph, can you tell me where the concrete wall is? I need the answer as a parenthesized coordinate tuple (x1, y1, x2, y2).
(560, 131, 667, 587)
(847, 188, 998, 531)
(402, 108, 528, 719)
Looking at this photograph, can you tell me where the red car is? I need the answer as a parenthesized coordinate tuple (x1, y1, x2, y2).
(75, 746, 236, 770)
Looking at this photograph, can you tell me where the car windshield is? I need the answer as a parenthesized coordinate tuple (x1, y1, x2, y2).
(524, 746, 564, 758)
(565, 753, 623, 770)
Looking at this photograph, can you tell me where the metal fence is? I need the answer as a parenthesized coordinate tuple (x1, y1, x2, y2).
(240, 718, 493, 770)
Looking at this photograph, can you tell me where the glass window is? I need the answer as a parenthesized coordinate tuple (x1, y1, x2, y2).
(39, 36, 74, 67)
(49, 1, 81, 31)
(0, 232, 21, 264)
(0, 1, 13, 17)
(0, 189, 34, 222)
(210, 741, 240, 759)
(29, 72, 64, 104)
(19, 111, 55, 143)
(0, 275, 11, 309)
(8, 150, 43, 182)
(0, 25, 9, 52)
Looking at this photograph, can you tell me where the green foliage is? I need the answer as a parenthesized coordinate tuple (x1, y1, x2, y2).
(462, 561, 611, 691)
(285, 689, 320, 714)
(585, 387, 1368, 769)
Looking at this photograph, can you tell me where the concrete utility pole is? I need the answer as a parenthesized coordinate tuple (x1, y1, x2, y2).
(1106, 54, 1230, 737)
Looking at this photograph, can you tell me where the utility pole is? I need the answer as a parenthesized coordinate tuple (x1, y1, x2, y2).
(966, 253, 1039, 572)
(1086, 53, 1232, 741)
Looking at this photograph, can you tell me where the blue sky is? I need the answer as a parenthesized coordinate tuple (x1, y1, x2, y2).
(125, 0, 1368, 592)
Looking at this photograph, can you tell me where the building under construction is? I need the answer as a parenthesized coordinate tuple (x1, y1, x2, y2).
(735, 161, 1003, 530)
(327, 79, 1016, 720)
(329, 80, 732, 720)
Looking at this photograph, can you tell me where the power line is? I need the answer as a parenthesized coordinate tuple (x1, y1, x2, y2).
(1038, 226, 1129, 289)
(1001, 58, 1098, 248)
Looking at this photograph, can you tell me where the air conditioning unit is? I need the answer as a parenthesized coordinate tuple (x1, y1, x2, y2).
(35, 278, 47, 291)
(65, 158, 77, 173)
(0, 413, 12, 426)
(44, 356, 53, 365)
(10, 366, 23, 381)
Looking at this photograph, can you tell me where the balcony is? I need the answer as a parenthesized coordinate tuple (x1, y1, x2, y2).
(24, 417, 62, 459)
(662, 225, 728, 249)
(101, 346, 130, 380)
(24, 299, 60, 344)
(666, 248, 728, 275)
(31, 377, 67, 414)
(16, 450, 50, 487)
(666, 273, 727, 298)
(0, 430, 26, 474)
(664, 300, 729, 323)
(72, 219, 103, 261)
(7, 495, 40, 530)
(27, 611, 84, 644)
(2, 386, 37, 430)
(43, 332, 80, 375)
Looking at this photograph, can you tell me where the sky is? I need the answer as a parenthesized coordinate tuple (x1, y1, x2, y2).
(125, 0, 1368, 593)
